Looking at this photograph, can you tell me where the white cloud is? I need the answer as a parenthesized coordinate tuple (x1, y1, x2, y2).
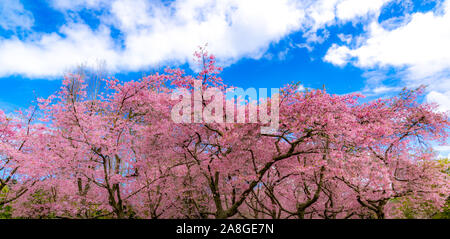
(0, 0, 310, 77)
(294, 0, 391, 50)
(372, 85, 402, 94)
(325, 0, 450, 111)
(0, 0, 34, 30)
(302, 0, 339, 30)
(337, 33, 352, 44)
(0, 0, 396, 77)
(113, 0, 306, 70)
(336, 0, 390, 21)
(325, 1, 450, 89)
(426, 90, 450, 113)
(301, 0, 392, 30)
(323, 43, 352, 66)
(0, 24, 119, 77)
(435, 145, 450, 152)
(434, 145, 450, 159)
(297, 84, 306, 91)
(48, 0, 108, 11)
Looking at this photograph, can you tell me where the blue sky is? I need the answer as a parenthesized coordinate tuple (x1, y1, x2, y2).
(0, 0, 449, 156)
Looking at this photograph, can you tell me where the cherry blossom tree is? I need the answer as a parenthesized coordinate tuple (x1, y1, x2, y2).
(1, 49, 448, 219)
(0, 106, 47, 208)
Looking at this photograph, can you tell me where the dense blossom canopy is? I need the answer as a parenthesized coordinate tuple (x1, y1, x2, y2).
(0, 50, 449, 219)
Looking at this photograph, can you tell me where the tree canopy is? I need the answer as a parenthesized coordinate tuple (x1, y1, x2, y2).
(0, 50, 449, 219)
